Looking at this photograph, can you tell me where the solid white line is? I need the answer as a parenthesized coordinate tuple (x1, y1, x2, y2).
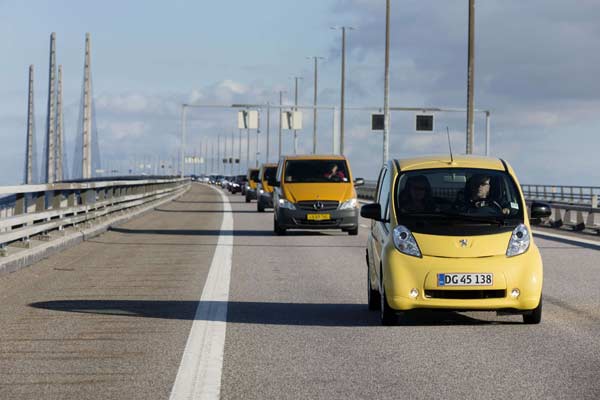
(169, 187, 233, 400)
(533, 229, 600, 248)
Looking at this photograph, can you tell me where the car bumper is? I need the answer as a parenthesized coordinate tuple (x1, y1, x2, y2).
(258, 192, 273, 207)
(246, 189, 257, 199)
(275, 206, 359, 230)
(381, 242, 543, 312)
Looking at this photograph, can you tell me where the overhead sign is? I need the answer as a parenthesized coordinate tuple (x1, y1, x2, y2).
(371, 113, 384, 131)
(416, 114, 434, 132)
(238, 110, 259, 129)
(281, 110, 302, 130)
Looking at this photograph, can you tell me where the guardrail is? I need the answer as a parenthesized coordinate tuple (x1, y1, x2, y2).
(521, 184, 600, 207)
(0, 178, 190, 254)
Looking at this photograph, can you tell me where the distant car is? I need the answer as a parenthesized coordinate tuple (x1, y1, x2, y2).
(271, 154, 363, 235)
(256, 163, 278, 212)
(230, 175, 247, 194)
(361, 155, 552, 325)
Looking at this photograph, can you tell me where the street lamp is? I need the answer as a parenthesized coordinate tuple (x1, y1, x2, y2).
(331, 26, 355, 156)
(466, 0, 475, 154)
(278, 90, 287, 159)
(383, 0, 391, 165)
(306, 56, 324, 154)
(291, 76, 303, 155)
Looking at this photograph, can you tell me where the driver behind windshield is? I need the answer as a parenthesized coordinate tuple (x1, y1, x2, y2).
(324, 163, 346, 181)
(463, 174, 510, 216)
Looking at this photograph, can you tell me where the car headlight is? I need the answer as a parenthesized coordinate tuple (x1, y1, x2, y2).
(506, 223, 530, 257)
(393, 225, 422, 258)
(339, 198, 358, 210)
(278, 198, 296, 210)
(245, 185, 250, 190)
(259, 189, 264, 194)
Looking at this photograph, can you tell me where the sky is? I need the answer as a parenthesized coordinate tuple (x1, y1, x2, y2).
(1, 0, 599, 185)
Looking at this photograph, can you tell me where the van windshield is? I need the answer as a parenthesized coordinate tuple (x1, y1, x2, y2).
(262, 167, 277, 182)
(249, 170, 259, 181)
(395, 168, 524, 235)
(284, 160, 349, 183)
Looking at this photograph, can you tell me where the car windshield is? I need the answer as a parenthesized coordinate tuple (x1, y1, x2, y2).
(395, 168, 524, 235)
(284, 160, 349, 183)
(249, 170, 259, 181)
(262, 167, 277, 181)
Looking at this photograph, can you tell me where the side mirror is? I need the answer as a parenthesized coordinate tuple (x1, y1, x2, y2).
(530, 201, 551, 219)
(354, 178, 365, 187)
(360, 203, 382, 221)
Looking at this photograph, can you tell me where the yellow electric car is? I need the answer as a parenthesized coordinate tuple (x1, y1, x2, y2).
(270, 155, 364, 235)
(360, 155, 551, 325)
(257, 163, 278, 212)
(245, 168, 260, 203)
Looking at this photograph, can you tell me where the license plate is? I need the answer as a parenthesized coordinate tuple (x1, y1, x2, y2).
(437, 273, 493, 286)
(307, 213, 331, 221)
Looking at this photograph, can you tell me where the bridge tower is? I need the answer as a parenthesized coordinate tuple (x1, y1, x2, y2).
(24, 65, 38, 184)
(44, 32, 57, 183)
(55, 65, 64, 181)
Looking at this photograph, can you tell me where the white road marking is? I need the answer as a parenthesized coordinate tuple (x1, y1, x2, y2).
(169, 187, 232, 400)
(360, 224, 369, 229)
(533, 229, 600, 248)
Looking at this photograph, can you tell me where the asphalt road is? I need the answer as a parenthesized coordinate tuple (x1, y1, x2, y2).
(1, 183, 599, 399)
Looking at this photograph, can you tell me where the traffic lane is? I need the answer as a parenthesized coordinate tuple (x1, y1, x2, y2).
(0, 183, 222, 400)
(221, 192, 600, 399)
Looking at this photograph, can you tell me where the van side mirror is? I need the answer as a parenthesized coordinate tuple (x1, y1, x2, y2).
(354, 178, 365, 187)
(530, 202, 551, 220)
(360, 203, 382, 221)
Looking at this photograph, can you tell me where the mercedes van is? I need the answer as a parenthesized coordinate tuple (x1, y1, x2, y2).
(257, 163, 278, 212)
(271, 155, 364, 235)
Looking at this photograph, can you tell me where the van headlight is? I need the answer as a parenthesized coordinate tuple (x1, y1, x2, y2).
(339, 198, 358, 210)
(393, 225, 422, 258)
(278, 199, 296, 210)
(506, 223, 530, 257)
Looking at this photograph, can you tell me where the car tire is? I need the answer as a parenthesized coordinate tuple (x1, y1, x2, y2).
(380, 266, 397, 326)
(245, 194, 250, 203)
(523, 297, 542, 324)
(257, 201, 265, 212)
(347, 227, 359, 236)
(274, 217, 286, 236)
(367, 254, 380, 311)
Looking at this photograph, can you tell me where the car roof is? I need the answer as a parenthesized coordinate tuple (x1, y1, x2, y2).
(396, 155, 506, 172)
(260, 163, 278, 168)
(281, 154, 348, 161)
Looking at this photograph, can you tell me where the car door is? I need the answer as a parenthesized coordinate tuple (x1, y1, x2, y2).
(371, 166, 391, 282)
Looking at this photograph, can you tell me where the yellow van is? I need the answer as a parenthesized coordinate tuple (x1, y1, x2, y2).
(271, 155, 364, 235)
(245, 168, 260, 203)
(256, 163, 278, 212)
(360, 155, 551, 325)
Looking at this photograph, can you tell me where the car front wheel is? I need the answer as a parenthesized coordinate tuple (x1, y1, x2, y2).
(380, 266, 397, 326)
(523, 297, 542, 324)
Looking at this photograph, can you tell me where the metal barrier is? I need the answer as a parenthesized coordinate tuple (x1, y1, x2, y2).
(521, 184, 599, 207)
(0, 178, 189, 253)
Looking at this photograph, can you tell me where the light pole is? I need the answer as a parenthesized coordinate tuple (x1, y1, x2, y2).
(307, 56, 324, 154)
(292, 76, 303, 155)
(238, 128, 242, 173)
(278, 91, 286, 159)
(331, 26, 354, 156)
(466, 0, 475, 154)
(383, 0, 391, 165)
(255, 110, 260, 168)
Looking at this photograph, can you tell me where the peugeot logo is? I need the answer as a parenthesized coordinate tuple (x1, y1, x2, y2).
(459, 239, 468, 247)
(313, 202, 324, 210)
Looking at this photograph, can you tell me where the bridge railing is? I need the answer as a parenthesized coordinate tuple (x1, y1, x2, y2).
(0, 178, 189, 252)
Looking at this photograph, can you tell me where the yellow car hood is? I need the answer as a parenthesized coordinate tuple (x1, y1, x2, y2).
(283, 183, 355, 203)
(413, 231, 513, 258)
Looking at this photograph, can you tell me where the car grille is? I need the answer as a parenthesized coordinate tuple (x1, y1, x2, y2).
(424, 290, 506, 300)
(296, 200, 339, 211)
(293, 218, 339, 226)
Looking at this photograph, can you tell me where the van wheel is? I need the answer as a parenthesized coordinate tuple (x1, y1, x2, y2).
(347, 227, 359, 236)
(274, 217, 286, 236)
(367, 257, 380, 311)
(523, 297, 542, 324)
(245, 194, 250, 203)
(257, 201, 265, 212)
(380, 266, 397, 326)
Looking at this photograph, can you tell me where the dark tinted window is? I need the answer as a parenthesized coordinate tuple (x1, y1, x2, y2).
(249, 170, 259, 181)
(262, 167, 277, 181)
(284, 160, 349, 183)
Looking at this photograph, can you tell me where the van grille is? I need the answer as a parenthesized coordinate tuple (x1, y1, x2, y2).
(296, 201, 339, 211)
(424, 290, 506, 300)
